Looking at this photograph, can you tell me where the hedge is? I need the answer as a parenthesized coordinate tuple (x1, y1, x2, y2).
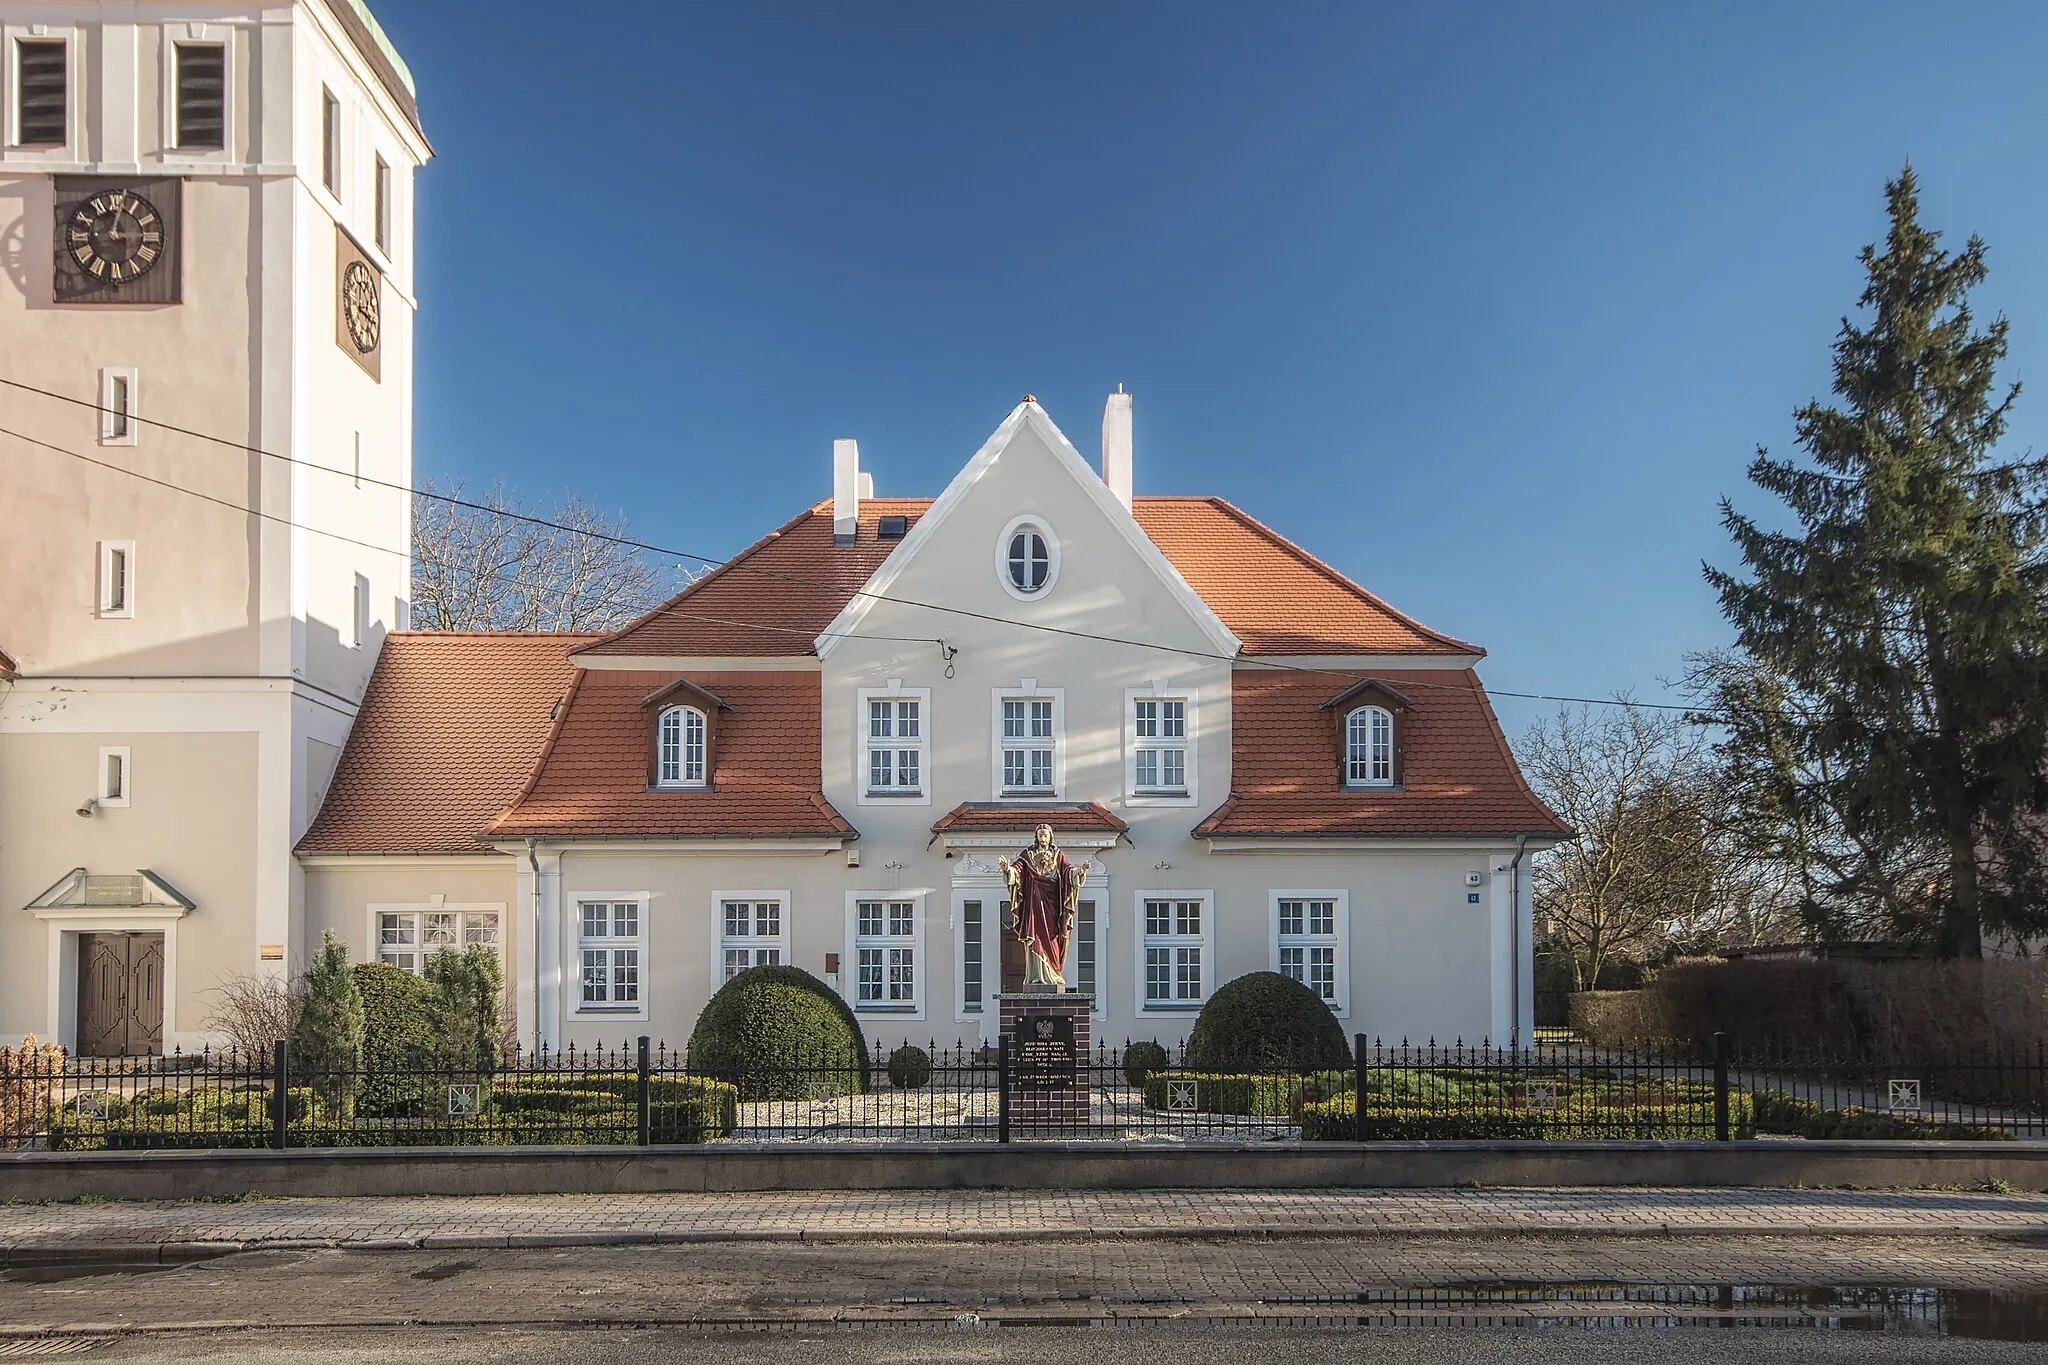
(1301, 1091, 1752, 1141)
(686, 965, 870, 1100)
(1141, 1070, 1351, 1117)
(1186, 972, 1351, 1071)
(1751, 1090, 2011, 1141)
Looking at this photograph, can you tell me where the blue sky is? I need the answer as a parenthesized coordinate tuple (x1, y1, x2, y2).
(373, 1, 2048, 737)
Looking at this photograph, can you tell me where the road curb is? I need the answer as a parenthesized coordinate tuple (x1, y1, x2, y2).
(2, 1219, 2038, 1265)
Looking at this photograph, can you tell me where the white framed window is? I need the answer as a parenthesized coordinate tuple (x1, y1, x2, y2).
(374, 906, 502, 977)
(955, 894, 989, 1018)
(995, 514, 1060, 600)
(717, 892, 788, 984)
(1271, 890, 1349, 1016)
(847, 892, 925, 1017)
(373, 155, 392, 254)
(320, 86, 341, 196)
(98, 368, 137, 446)
(1136, 891, 1211, 1011)
(97, 540, 134, 618)
(992, 682, 1063, 798)
(350, 572, 370, 649)
(1345, 705, 1396, 787)
(1068, 896, 1104, 1011)
(12, 37, 67, 147)
(656, 705, 708, 788)
(858, 685, 929, 804)
(172, 42, 226, 151)
(575, 899, 645, 1016)
(1126, 685, 1197, 802)
(96, 746, 131, 808)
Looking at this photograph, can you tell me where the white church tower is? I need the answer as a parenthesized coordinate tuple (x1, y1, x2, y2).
(0, 2, 429, 1054)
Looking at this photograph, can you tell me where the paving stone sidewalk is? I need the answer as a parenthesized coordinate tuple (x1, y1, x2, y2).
(2, 1187, 2046, 1259)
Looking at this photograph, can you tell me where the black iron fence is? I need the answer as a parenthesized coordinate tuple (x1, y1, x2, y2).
(3, 1035, 2042, 1150)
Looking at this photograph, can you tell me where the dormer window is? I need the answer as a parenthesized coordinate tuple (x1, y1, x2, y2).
(996, 516, 1060, 600)
(642, 676, 726, 791)
(1320, 678, 1412, 790)
(657, 705, 707, 788)
(1345, 706, 1394, 787)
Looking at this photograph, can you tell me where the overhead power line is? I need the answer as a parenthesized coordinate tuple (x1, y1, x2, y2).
(0, 375, 1693, 713)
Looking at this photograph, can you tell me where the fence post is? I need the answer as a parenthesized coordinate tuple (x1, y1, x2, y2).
(636, 1035, 652, 1147)
(271, 1040, 289, 1151)
(1353, 1034, 1368, 1143)
(997, 1035, 1011, 1145)
(1712, 1031, 1731, 1142)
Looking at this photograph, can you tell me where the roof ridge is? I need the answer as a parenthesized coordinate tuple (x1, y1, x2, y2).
(579, 504, 827, 656)
(1192, 497, 1481, 655)
(387, 630, 610, 640)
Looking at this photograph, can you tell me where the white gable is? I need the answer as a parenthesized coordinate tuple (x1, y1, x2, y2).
(814, 402, 1241, 660)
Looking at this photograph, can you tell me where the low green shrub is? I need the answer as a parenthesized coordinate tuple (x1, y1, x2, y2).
(354, 963, 434, 1117)
(1795, 1107, 2013, 1142)
(887, 1045, 932, 1090)
(1141, 1070, 1350, 1117)
(1122, 1041, 1170, 1089)
(1751, 1089, 1822, 1133)
(1301, 1091, 1752, 1141)
(687, 965, 869, 1101)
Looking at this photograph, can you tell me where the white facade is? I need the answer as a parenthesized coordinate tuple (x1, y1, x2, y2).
(0, 0, 426, 1052)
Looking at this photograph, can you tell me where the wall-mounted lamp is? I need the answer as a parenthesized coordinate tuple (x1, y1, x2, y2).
(75, 797, 98, 819)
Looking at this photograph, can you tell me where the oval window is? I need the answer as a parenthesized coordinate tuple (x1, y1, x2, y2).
(1007, 528, 1050, 593)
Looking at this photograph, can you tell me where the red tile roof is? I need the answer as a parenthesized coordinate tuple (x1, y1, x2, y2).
(486, 670, 854, 840)
(578, 496, 1472, 660)
(1194, 668, 1570, 839)
(931, 802, 1130, 834)
(297, 633, 601, 855)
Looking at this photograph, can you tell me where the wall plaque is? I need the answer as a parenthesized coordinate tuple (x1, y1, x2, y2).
(1013, 1011, 1078, 1089)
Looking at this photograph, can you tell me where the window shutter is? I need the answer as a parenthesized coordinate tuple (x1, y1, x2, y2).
(174, 45, 226, 150)
(16, 41, 67, 146)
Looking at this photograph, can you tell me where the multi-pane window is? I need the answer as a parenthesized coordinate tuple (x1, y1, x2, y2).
(1133, 698, 1188, 793)
(1006, 526, 1050, 593)
(1073, 899, 1098, 999)
(578, 901, 641, 1009)
(1345, 706, 1395, 787)
(855, 899, 916, 1008)
(1142, 898, 1205, 1006)
(1001, 699, 1055, 792)
(320, 87, 340, 194)
(720, 899, 784, 981)
(378, 909, 500, 976)
(374, 156, 392, 253)
(173, 44, 225, 150)
(1277, 898, 1340, 1007)
(657, 706, 707, 787)
(14, 39, 66, 146)
(865, 697, 923, 794)
(960, 899, 984, 1014)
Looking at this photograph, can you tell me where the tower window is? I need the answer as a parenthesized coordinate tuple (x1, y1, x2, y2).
(321, 87, 340, 194)
(374, 156, 391, 252)
(14, 39, 66, 146)
(173, 44, 225, 150)
(98, 747, 131, 807)
(99, 368, 138, 445)
(98, 541, 135, 618)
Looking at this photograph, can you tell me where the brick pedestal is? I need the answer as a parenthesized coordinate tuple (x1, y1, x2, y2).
(1000, 993, 1093, 1133)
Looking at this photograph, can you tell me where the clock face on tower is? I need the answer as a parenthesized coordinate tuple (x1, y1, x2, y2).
(342, 261, 380, 353)
(65, 190, 166, 284)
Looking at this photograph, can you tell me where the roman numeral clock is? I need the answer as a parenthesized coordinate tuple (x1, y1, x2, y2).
(52, 178, 182, 304)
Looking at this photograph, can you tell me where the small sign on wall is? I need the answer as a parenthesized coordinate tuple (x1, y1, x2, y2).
(259, 944, 284, 961)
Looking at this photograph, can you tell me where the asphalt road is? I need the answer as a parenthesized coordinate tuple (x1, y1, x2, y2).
(72, 1323, 2048, 1365)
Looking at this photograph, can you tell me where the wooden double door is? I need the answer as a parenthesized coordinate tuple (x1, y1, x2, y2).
(77, 932, 165, 1057)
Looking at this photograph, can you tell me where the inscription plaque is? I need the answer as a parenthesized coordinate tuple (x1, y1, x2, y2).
(1013, 1011, 1078, 1089)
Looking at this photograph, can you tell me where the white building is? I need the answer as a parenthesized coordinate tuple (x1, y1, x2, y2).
(300, 399, 1571, 1054)
(0, 1, 427, 1054)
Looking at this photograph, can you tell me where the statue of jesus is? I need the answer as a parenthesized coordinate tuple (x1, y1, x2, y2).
(1003, 823, 1089, 991)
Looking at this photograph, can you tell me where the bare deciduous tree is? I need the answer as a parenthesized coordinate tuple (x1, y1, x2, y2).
(410, 479, 683, 632)
(1519, 702, 1801, 991)
(202, 972, 307, 1058)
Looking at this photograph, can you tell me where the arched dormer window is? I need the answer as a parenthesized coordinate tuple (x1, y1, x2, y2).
(657, 706, 707, 788)
(1344, 706, 1394, 788)
(1318, 678, 1412, 790)
(641, 676, 727, 791)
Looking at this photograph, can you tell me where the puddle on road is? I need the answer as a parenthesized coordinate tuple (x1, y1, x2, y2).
(1256, 1283, 2048, 1342)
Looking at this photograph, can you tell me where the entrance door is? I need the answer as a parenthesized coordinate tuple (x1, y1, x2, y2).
(77, 932, 165, 1057)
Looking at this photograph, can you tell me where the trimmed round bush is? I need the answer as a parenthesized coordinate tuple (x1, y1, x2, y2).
(686, 965, 871, 1101)
(1122, 1040, 1169, 1089)
(887, 1044, 932, 1090)
(1186, 971, 1351, 1072)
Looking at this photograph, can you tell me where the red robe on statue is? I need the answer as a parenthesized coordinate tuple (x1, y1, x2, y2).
(1007, 844, 1083, 980)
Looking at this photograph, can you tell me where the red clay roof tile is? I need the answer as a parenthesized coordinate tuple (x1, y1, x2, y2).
(931, 802, 1129, 834)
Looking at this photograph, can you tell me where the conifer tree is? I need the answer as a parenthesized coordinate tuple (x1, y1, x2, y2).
(290, 931, 365, 1117)
(1705, 168, 2048, 956)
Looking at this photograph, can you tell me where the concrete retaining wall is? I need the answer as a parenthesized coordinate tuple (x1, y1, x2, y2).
(3, 1141, 2046, 1202)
